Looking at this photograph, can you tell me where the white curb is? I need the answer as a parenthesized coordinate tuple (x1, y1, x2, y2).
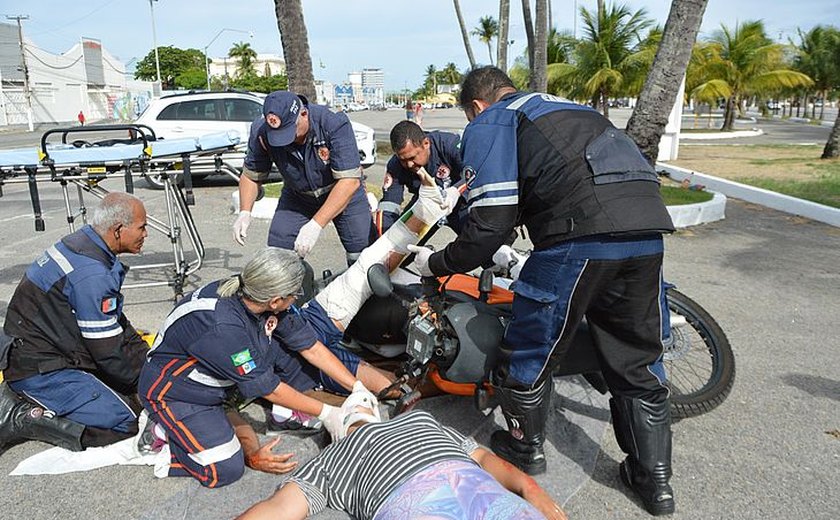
(679, 129, 764, 140)
(658, 164, 840, 228)
(666, 192, 727, 228)
(231, 191, 278, 220)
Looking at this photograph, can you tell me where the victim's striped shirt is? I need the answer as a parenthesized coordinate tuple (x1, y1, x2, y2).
(288, 410, 479, 519)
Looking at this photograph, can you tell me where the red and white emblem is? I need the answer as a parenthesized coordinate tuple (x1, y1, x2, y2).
(436, 164, 451, 179)
(265, 315, 278, 337)
(318, 146, 330, 163)
(382, 172, 393, 190)
(266, 113, 281, 129)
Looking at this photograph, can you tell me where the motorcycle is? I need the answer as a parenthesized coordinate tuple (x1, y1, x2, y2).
(312, 260, 734, 420)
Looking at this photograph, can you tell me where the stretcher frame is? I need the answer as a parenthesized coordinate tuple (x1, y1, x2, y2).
(0, 124, 242, 298)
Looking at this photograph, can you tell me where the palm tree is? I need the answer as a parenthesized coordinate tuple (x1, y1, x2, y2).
(821, 32, 840, 158)
(453, 0, 477, 69)
(273, 0, 315, 100)
(472, 16, 499, 66)
(229, 41, 257, 78)
(626, 0, 709, 163)
(691, 20, 813, 131)
(497, 0, 511, 71)
(440, 62, 463, 85)
(424, 64, 438, 99)
(562, 3, 654, 117)
(793, 26, 840, 120)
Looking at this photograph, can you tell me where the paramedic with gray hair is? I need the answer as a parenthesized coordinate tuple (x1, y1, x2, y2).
(1, 192, 150, 455)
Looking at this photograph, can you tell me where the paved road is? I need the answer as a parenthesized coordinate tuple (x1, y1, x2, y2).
(0, 148, 838, 518)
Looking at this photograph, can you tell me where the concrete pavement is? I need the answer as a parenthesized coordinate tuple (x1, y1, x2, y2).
(0, 108, 838, 519)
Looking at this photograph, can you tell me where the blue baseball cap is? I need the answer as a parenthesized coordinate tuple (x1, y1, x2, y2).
(262, 91, 307, 147)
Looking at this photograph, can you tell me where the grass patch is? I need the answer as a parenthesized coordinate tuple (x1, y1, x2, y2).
(661, 185, 714, 205)
(262, 181, 383, 200)
(667, 144, 840, 209)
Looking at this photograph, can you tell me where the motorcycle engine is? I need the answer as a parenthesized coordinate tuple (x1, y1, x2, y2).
(406, 314, 437, 365)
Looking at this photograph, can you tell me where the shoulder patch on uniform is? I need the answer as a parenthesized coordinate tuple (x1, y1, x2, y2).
(318, 146, 330, 163)
(231, 349, 253, 367)
(463, 166, 477, 188)
(101, 296, 119, 314)
(232, 349, 256, 375)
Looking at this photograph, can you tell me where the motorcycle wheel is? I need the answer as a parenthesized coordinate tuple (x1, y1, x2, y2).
(664, 288, 735, 419)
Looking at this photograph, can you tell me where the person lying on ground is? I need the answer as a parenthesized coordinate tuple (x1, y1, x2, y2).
(237, 393, 567, 520)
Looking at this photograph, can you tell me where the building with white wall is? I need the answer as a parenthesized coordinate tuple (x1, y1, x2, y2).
(0, 22, 154, 126)
(206, 53, 285, 82)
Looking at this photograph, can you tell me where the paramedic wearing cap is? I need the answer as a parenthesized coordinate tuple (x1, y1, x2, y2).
(233, 90, 373, 264)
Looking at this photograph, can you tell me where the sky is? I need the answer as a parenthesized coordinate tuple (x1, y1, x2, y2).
(1, 0, 834, 90)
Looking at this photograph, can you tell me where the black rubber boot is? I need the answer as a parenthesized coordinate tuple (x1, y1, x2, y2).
(0, 383, 85, 454)
(610, 395, 675, 516)
(490, 378, 553, 476)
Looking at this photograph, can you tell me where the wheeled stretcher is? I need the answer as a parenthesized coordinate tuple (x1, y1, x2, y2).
(0, 124, 242, 297)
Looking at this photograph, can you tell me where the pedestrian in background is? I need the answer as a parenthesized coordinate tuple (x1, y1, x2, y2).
(77, 111, 86, 126)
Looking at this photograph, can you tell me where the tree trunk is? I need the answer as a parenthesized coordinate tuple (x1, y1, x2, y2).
(529, 0, 547, 91)
(274, 0, 316, 100)
(597, 0, 605, 21)
(453, 0, 477, 69)
(626, 0, 708, 164)
(821, 110, 840, 158)
(521, 0, 535, 72)
(497, 0, 511, 72)
(819, 89, 826, 120)
(721, 96, 736, 131)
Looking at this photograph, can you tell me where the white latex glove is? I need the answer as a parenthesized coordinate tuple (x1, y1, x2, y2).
(406, 244, 434, 277)
(492, 245, 527, 280)
(366, 192, 379, 214)
(233, 210, 251, 246)
(351, 380, 379, 408)
(318, 403, 342, 441)
(294, 219, 323, 258)
(442, 186, 461, 215)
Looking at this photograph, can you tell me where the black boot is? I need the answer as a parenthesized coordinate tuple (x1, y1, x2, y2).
(0, 383, 84, 454)
(610, 395, 675, 516)
(490, 378, 553, 475)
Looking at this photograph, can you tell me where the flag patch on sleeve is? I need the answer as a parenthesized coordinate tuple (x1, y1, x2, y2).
(101, 296, 118, 313)
(231, 349, 253, 367)
(236, 360, 257, 375)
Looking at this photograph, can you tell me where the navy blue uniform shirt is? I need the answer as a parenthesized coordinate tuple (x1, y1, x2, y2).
(244, 104, 361, 196)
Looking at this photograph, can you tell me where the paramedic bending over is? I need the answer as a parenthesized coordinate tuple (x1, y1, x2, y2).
(233, 90, 373, 265)
(138, 248, 382, 488)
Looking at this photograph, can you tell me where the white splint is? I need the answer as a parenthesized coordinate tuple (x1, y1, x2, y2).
(314, 183, 453, 328)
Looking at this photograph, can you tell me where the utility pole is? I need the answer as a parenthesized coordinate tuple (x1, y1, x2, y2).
(7, 15, 33, 131)
(148, 0, 162, 88)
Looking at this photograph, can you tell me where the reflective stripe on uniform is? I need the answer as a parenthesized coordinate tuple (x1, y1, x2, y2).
(187, 368, 235, 388)
(47, 245, 74, 274)
(148, 297, 218, 355)
(187, 434, 242, 466)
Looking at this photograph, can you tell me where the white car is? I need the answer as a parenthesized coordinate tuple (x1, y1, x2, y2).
(134, 90, 376, 189)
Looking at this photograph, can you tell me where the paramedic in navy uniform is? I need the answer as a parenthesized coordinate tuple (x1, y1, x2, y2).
(373, 120, 466, 235)
(233, 90, 373, 264)
(1, 193, 149, 454)
(407, 67, 677, 516)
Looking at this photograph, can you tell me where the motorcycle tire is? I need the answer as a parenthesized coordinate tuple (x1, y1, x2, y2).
(664, 288, 735, 419)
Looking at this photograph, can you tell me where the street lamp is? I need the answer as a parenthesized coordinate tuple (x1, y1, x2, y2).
(147, 0, 161, 88)
(204, 28, 252, 91)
